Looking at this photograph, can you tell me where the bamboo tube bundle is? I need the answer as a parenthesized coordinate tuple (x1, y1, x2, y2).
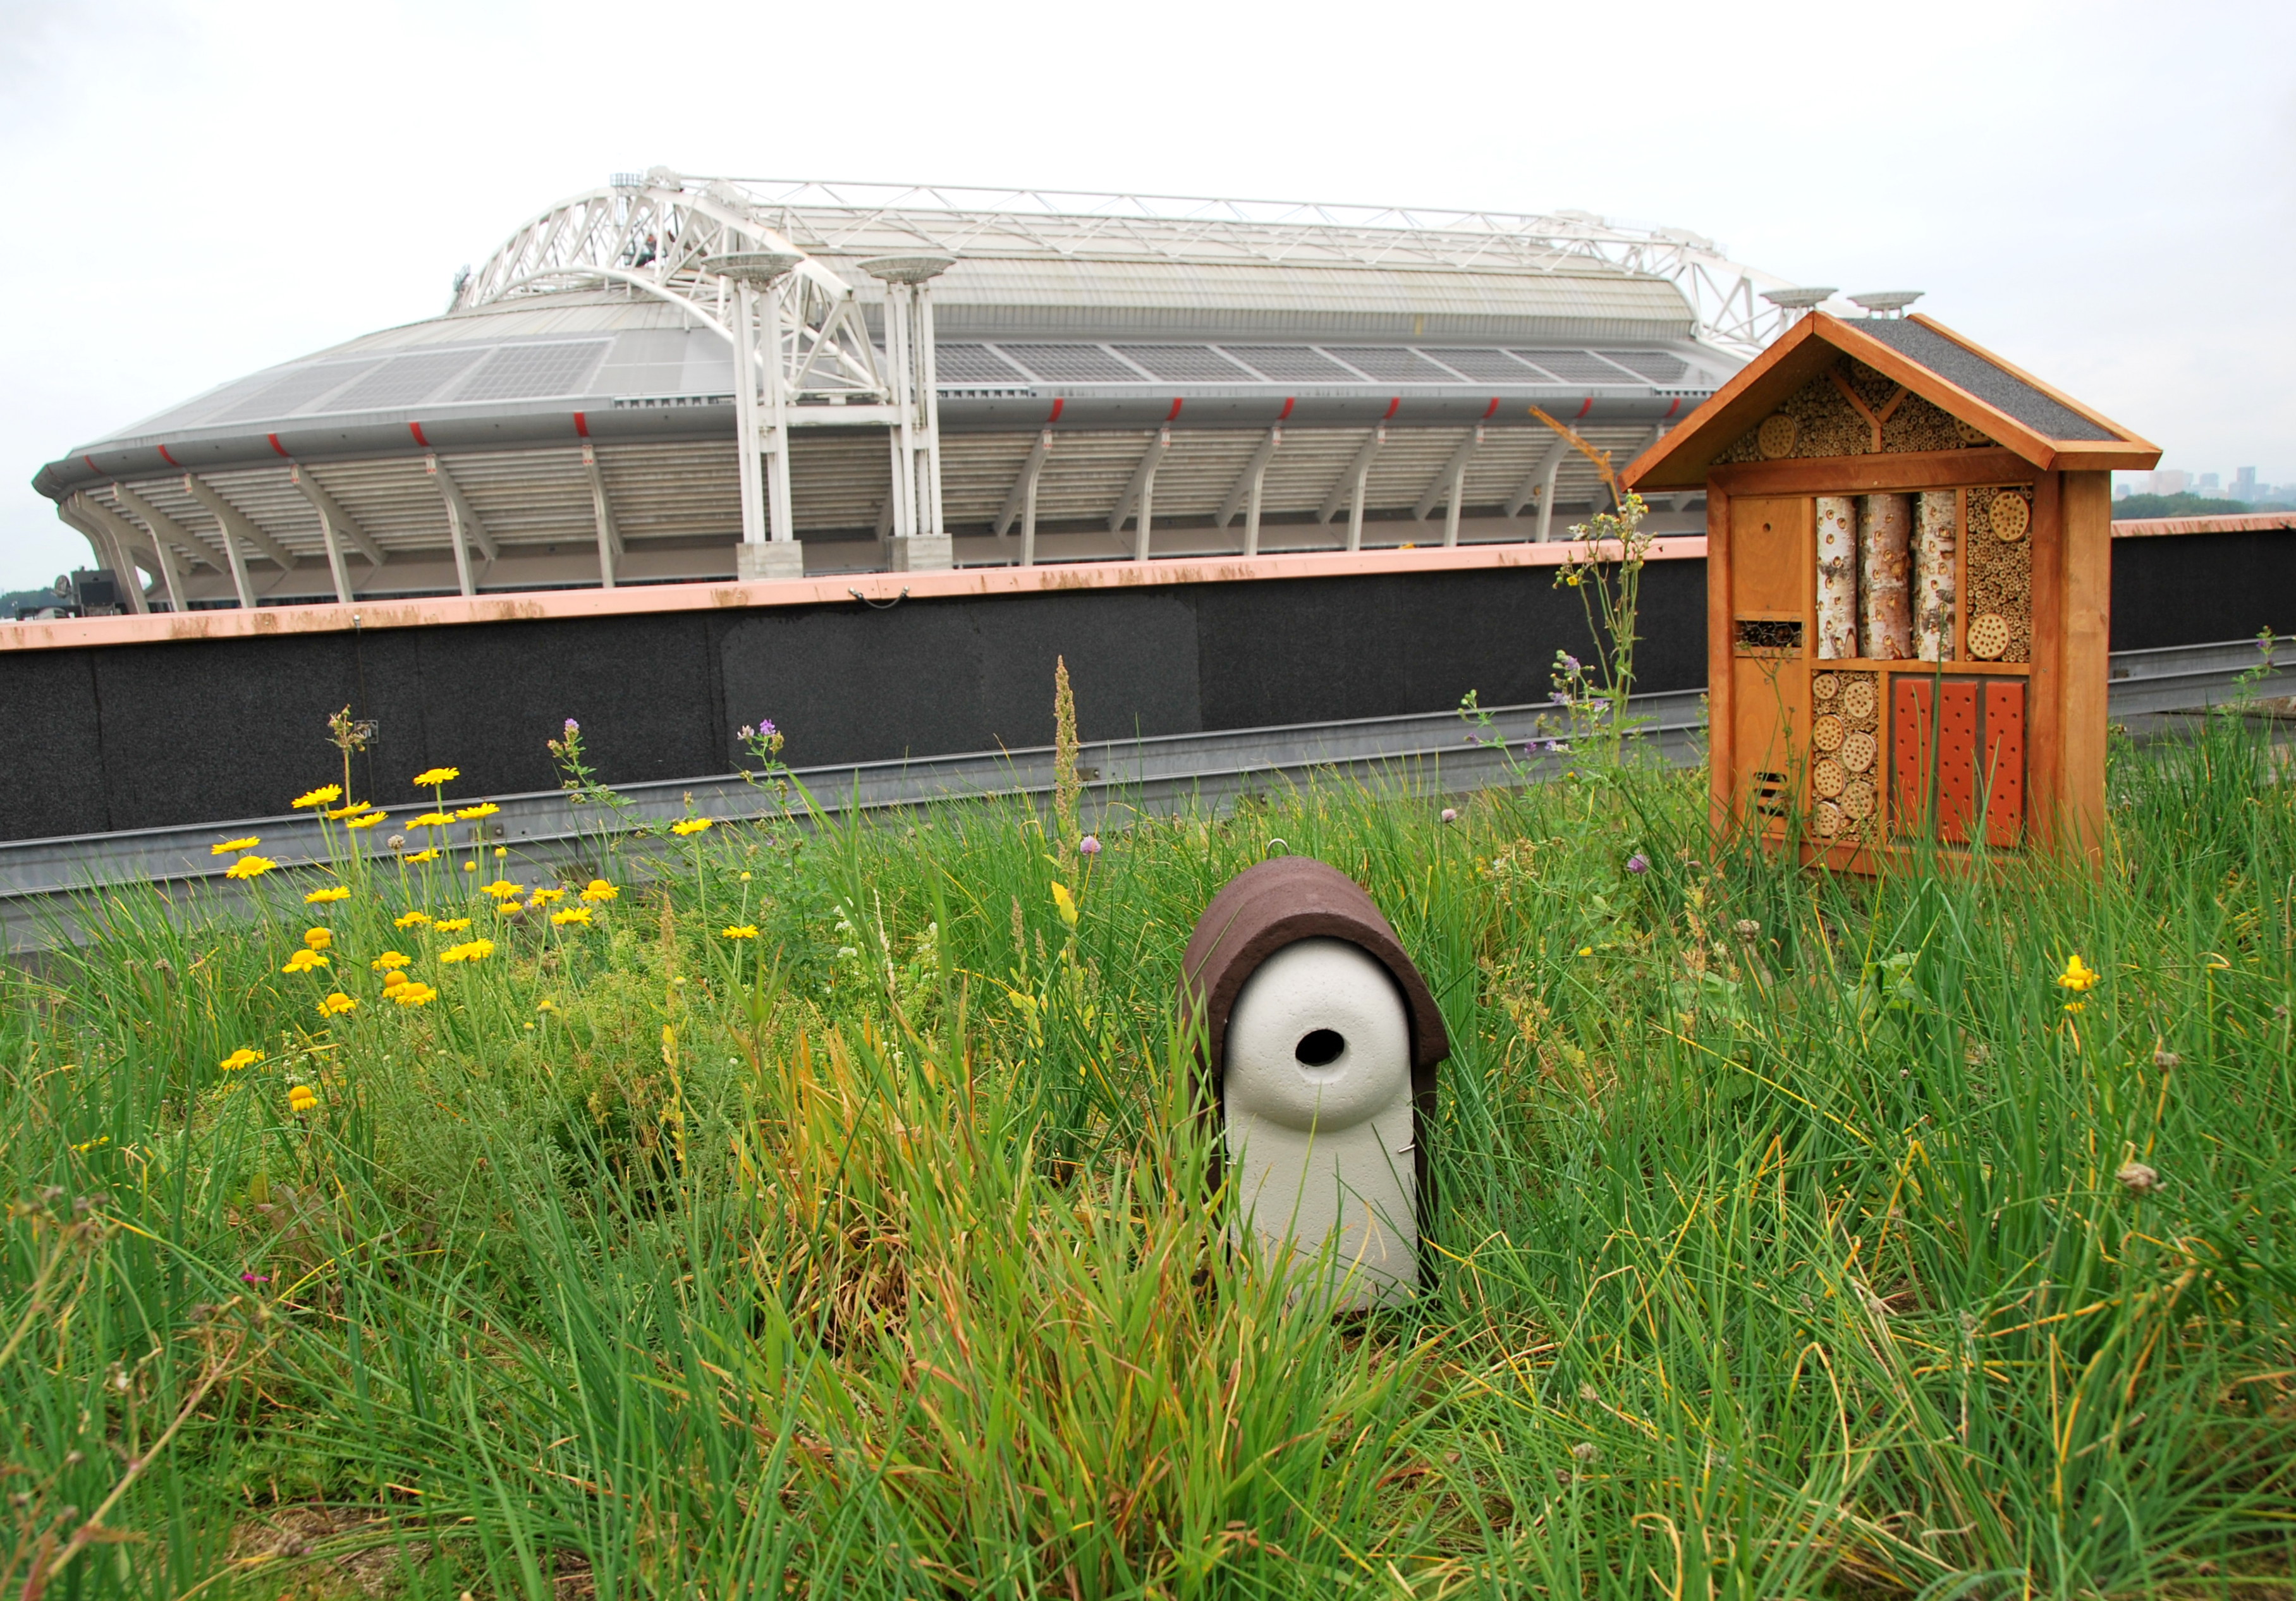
(1914, 490, 1957, 660)
(1858, 494, 1913, 659)
(1816, 496, 1859, 659)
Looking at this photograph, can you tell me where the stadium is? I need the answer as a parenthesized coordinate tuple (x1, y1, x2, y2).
(29, 176, 1795, 609)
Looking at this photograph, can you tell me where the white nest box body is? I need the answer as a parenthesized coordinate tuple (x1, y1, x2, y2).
(1223, 937, 1418, 1306)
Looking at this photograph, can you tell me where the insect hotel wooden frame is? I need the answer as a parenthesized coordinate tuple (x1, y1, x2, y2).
(1623, 313, 2159, 869)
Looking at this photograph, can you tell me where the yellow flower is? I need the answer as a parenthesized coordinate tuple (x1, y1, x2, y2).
(537, 997, 558, 1013)
(391, 980, 438, 1007)
(408, 811, 453, 829)
(370, 950, 411, 971)
(670, 818, 714, 837)
(411, 767, 460, 788)
(224, 855, 277, 880)
(345, 811, 387, 830)
(434, 917, 472, 933)
(326, 798, 370, 820)
(405, 849, 441, 864)
(481, 879, 523, 898)
(580, 879, 618, 903)
(303, 927, 333, 950)
(393, 911, 430, 928)
(211, 836, 261, 856)
(493, 846, 507, 858)
(288, 1084, 318, 1113)
(1050, 881, 1078, 928)
(2057, 954, 2100, 994)
(305, 884, 351, 904)
(2063, 1001, 2087, 1014)
(438, 939, 495, 964)
(292, 784, 342, 810)
(456, 803, 501, 820)
(283, 949, 329, 973)
(1578, 946, 1594, 956)
(722, 924, 759, 940)
(462, 862, 477, 873)
(551, 907, 592, 927)
(528, 888, 565, 904)
(218, 1047, 262, 1072)
(316, 992, 357, 1016)
(381, 969, 407, 990)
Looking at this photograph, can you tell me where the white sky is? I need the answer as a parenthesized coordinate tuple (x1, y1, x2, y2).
(4, 0, 2291, 590)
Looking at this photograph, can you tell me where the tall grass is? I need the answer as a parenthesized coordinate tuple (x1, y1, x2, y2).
(4, 709, 2292, 1597)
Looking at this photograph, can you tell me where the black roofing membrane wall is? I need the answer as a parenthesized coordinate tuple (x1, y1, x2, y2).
(0, 536, 2285, 842)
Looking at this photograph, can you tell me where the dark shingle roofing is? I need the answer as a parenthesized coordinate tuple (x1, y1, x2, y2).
(1853, 319, 2118, 442)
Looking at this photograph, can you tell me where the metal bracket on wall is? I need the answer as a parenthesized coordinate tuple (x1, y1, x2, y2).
(848, 587, 910, 609)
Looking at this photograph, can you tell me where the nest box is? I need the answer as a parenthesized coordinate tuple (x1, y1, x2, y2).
(1178, 856, 1448, 1307)
(1624, 313, 2159, 869)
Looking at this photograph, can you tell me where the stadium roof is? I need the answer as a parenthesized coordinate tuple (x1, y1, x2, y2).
(34, 178, 1778, 609)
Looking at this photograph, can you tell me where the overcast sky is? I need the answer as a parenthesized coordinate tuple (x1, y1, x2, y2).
(3, 0, 2290, 590)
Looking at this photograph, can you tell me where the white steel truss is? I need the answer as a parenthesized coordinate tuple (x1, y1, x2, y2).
(491, 177, 1800, 358)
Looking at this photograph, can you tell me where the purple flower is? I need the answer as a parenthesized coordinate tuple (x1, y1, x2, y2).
(1439, 808, 1458, 824)
(1547, 739, 1570, 753)
(1625, 853, 1650, 875)
(757, 719, 778, 738)
(1078, 834, 1102, 856)
(240, 1272, 269, 1284)
(1560, 654, 1581, 673)
(563, 718, 578, 733)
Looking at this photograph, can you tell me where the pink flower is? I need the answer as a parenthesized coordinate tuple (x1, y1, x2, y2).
(1440, 808, 1458, 824)
(1626, 853, 1650, 875)
(1078, 834, 1102, 856)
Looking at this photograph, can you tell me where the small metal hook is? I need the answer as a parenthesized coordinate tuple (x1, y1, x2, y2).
(849, 587, 910, 610)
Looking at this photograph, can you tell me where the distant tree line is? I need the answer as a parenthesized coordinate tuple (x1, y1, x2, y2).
(2114, 492, 2294, 520)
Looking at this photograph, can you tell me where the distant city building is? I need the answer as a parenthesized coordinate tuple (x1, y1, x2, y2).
(2152, 469, 2190, 495)
(2235, 466, 2259, 500)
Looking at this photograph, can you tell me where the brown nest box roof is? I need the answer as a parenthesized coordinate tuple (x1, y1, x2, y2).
(1178, 855, 1450, 1098)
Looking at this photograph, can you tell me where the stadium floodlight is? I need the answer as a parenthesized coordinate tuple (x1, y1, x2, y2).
(1759, 286, 1838, 310)
(1848, 290, 1924, 317)
(858, 255, 956, 285)
(705, 250, 805, 285)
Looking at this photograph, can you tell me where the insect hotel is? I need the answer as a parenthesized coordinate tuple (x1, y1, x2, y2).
(1623, 312, 2159, 868)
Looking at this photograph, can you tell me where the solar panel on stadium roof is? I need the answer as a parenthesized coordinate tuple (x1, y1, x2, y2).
(1111, 346, 1256, 382)
(1220, 346, 1360, 382)
(1596, 350, 1688, 384)
(1326, 348, 1465, 382)
(321, 349, 489, 412)
(1422, 349, 1548, 383)
(937, 344, 1030, 383)
(456, 341, 611, 403)
(213, 360, 384, 423)
(998, 344, 1145, 382)
(1510, 350, 1637, 384)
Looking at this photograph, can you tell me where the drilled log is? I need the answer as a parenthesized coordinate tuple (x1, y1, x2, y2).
(1816, 496, 1859, 659)
(1859, 493, 1913, 660)
(1914, 489, 1957, 660)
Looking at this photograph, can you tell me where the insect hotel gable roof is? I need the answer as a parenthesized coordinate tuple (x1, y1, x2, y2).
(1618, 312, 2160, 490)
